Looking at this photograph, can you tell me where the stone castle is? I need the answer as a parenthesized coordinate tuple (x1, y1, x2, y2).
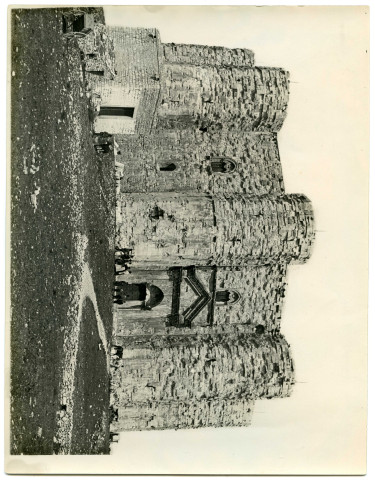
(80, 21, 315, 432)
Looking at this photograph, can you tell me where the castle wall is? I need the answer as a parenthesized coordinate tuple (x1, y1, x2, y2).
(214, 193, 315, 265)
(213, 264, 287, 330)
(156, 64, 289, 132)
(102, 26, 315, 434)
(112, 397, 255, 431)
(117, 193, 215, 266)
(113, 263, 287, 337)
(116, 130, 284, 195)
(92, 83, 140, 134)
(77, 23, 116, 78)
(111, 333, 294, 407)
(116, 193, 314, 267)
(162, 43, 255, 68)
(90, 26, 162, 134)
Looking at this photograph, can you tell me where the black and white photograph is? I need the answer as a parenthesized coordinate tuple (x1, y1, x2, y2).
(5, 4, 369, 474)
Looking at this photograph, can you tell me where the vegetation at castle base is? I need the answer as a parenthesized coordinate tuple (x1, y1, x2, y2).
(10, 8, 115, 455)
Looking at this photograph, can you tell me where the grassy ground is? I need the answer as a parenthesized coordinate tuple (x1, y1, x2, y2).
(10, 8, 115, 455)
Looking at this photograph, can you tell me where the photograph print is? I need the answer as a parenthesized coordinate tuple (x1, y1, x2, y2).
(6, 5, 368, 475)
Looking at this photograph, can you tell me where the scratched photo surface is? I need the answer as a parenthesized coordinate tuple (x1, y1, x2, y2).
(7, 5, 368, 474)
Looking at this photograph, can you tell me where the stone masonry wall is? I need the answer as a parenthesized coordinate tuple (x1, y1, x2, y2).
(214, 264, 287, 331)
(106, 27, 315, 434)
(116, 130, 284, 195)
(90, 26, 162, 134)
(117, 193, 215, 266)
(117, 193, 314, 267)
(78, 23, 116, 78)
(107, 27, 162, 89)
(113, 323, 285, 347)
(113, 264, 287, 337)
(162, 43, 255, 68)
(156, 64, 289, 132)
(111, 333, 294, 409)
(112, 397, 255, 431)
(214, 194, 315, 266)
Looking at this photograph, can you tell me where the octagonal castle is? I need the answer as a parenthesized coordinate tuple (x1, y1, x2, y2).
(84, 26, 315, 432)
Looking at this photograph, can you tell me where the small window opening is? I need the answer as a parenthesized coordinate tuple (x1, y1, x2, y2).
(215, 290, 240, 306)
(149, 205, 165, 220)
(72, 15, 85, 32)
(255, 324, 265, 335)
(211, 158, 237, 173)
(99, 106, 134, 117)
(159, 163, 176, 172)
(90, 70, 104, 77)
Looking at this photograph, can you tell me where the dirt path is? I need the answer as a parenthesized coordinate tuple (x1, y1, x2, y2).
(10, 8, 115, 455)
(55, 238, 110, 454)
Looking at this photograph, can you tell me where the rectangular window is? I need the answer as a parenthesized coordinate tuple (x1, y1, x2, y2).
(99, 107, 135, 118)
(72, 15, 85, 32)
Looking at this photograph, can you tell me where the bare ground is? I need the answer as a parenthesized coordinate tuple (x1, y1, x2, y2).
(10, 8, 115, 455)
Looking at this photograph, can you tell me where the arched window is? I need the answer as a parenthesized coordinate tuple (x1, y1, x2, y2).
(210, 157, 237, 173)
(159, 163, 176, 172)
(215, 290, 240, 306)
(146, 284, 164, 309)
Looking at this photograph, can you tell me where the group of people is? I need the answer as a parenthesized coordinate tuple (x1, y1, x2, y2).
(94, 132, 124, 195)
(113, 248, 134, 304)
(114, 247, 133, 275)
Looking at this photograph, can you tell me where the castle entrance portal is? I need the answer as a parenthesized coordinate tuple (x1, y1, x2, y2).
(114, 282, 164, 310)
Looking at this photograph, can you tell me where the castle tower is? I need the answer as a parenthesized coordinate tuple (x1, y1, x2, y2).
(88, 27, 289, 136)
(157, 64, 289, 132)
(117, 193, 314, 267)
(110, 333, 294, 431)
